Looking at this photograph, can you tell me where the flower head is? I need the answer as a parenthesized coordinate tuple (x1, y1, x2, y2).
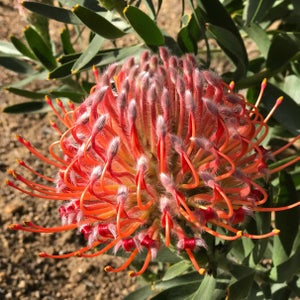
(8, 48, 300, 276)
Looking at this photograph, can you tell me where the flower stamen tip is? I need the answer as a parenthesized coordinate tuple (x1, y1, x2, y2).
(9, 224, 21, 230)
(128, 271, 136, 277)
(236, 231, 243, 237)
(199, 268, 206, 275)
(38, 252, 48, 258)
(104, 266, 112, 272)
(276, 96, 284, 105)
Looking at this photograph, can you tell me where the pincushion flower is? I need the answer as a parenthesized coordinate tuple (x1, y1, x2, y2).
(8, 48, 300, 276)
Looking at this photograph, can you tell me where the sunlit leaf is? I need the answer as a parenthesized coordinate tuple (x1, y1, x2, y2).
(276, 75, 300, 105)
(72, 5, 126, 39)
(270, 246, 300, 282)
(50, 45, 143, 79)
(60, 28, 75, 54)
(187, 275, 217, 300)
(58, 52, 81, 64)
(48, 60, 75, 79)
(5, 87, 45, 99)
(124, 6, 165, 47)
(123, 284, 153, 300)
(71, 34, 104, 73)
(2, 101, 50, 113)
(151, 282, 201, 300)
(50, 90, 84, 103)
(10, 36, 36, 60)
(0, 41, 22, 56)
(61, 0, 102, 11)
(22, 1, 81, 24)
(243, 22, 270, 58)
(162, 260, 191, 281)
(24, 26, 57, 70)
(0, 56, 33, 74)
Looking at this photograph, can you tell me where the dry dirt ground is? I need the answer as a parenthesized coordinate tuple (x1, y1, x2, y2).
(0, 1, 191, 299)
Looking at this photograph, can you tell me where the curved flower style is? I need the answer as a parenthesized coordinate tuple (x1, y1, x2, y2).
(8, 48, 300, 276)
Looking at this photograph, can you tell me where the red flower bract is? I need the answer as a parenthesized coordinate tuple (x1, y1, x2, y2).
(8, 48, 300, 276)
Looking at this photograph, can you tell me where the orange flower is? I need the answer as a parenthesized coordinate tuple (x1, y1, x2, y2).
(8, 48, 300, 276)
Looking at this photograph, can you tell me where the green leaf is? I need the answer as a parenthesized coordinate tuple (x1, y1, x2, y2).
(257, 1, 290, 25)
(141, 0, 156, 19)
(5, 86, 85, 103)
(72, 5, 126, 39)
(230, 239, 246, 261)
(2, 101, 50, 113)
(5, 87, 45, 99)
(273, 172, 299, 264)
(276, 75, 300, 105)
(80, 80, 94, 94)
(60, 28, 75, 54)
(5, 86, 84, 103)
(22, 1, 81, 24)
(272, 286, 292, 300)
(241, 237, 255, 260)
(153, 245, 181, 263)
(287, 276, 300, 297)
(187, 275, 217, 300)
(123, 284, 153, 300)
(207, 24, 248, 79)
(0, 56, 33, 74)
(50, 90, 84, 103)
(248, 281, 266, 300)
(0, 41, 22, 56)
(270, 246, 300, 282)
(229, 263, 255, 280)
(266, 34, 300, 71)
(58, 52, 81, 64)
(227, 272, 255, 300)
(10, 36, 36, 60)
(162, 260, 191, 281)
(261, 83, 300, 135)
(71, 34, 104, 73)
(155, 271, 202, 292)
(247, 212, 271, 266)
(62, 0, 102, 11)
(197, 0, 241, 39)
(197, 0, 248, 75)
(125, 271, 202, 300)
(177, 10, 204, 54)
(48, 60, 75, 79)
(243, 0, 274, 24)
(227, 264, 256, 300)
(93, 45, 144, 68)
(151, 282, 201, 300)
(124, 5, 165, 47)
(24, 26, 57, 70)
(50, 45, 143, 79)
(243, 23, 270, 59)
